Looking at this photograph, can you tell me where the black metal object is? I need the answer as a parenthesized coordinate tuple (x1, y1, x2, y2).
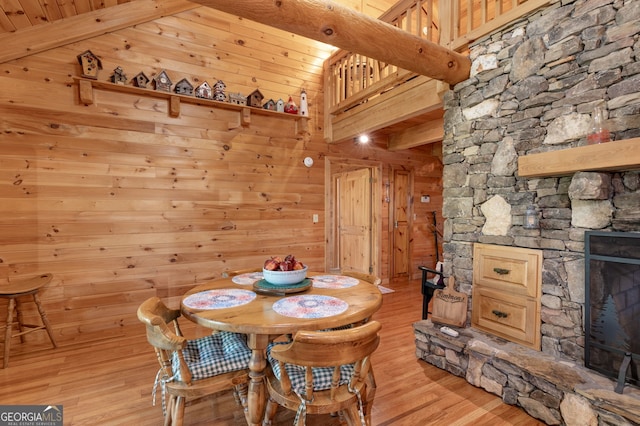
(418, 265, 445, 320)
(585, 231, 640, 390)
(616, 352, 632, 394)
(431, 211, 439, 263)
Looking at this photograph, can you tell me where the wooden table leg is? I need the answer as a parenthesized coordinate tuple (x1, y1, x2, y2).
(3, 298, 15, 369)
(245, 333, 269, 426)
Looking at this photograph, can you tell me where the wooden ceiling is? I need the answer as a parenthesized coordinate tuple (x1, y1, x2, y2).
(0, 0, 395, 35)
(0, 0, 129, 34)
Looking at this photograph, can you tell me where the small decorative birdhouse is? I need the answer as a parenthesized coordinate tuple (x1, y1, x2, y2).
(195, 81, 213, 99)
(153, 70, 172, 92)
(77, 50, 102, 80)
(247, 89, 264, 108)
(284, 95, 298, 115)
(213, 80, 226, 93)
(263, 99, 277, 111)
(212, 80, 226, 102)
(228, 92, 247, 106)
(276, 98, 285, 113)
(299, 89, 309, 117)
(174, 78, 194, 96)
(133, 72, 150, 88)
(110, 66, 127, 85)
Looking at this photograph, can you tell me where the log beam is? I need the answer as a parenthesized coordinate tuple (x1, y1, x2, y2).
(190, 0, 471, 86)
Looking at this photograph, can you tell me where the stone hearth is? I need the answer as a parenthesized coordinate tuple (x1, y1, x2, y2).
(414, 321, 640, 425)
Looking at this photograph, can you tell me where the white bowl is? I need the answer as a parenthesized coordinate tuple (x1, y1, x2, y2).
(262, 266, 308, 286)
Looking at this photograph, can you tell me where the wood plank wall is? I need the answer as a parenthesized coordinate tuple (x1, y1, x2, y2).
(0, 6, 442, 346)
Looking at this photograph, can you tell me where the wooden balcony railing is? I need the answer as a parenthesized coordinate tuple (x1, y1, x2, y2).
(325, 0, 550, 116)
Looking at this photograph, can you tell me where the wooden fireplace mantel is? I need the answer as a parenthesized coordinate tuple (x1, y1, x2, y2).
(518, 137, 640, 178)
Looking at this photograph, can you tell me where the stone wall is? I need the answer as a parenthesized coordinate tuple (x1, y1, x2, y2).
(416, 0, 640, 424)
(441, 0, 640, 362)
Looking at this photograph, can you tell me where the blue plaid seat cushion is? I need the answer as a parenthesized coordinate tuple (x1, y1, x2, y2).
(173, 331, 251, 382)
(266, 342, 355, 394)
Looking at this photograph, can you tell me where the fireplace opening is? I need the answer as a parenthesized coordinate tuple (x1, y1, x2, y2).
(585, 231, 640, 390)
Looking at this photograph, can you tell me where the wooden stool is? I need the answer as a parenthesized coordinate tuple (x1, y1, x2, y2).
(0, 273, 57, 368)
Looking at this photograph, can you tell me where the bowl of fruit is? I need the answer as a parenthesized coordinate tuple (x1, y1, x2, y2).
(262, 255, 307, 285)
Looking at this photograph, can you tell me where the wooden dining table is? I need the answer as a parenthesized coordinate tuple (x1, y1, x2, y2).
(180, 271, 383, 426)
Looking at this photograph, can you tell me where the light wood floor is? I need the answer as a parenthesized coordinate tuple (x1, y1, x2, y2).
(0, 279, 544, 425)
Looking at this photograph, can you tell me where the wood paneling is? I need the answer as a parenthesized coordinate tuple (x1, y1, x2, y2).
(0, 7, 442, 346)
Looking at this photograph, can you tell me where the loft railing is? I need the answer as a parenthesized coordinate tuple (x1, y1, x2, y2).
(325, 0, 550, 115)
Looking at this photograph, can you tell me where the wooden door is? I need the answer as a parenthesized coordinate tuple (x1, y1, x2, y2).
(337, 168, 372, 273)
(391, 169, 411, 278)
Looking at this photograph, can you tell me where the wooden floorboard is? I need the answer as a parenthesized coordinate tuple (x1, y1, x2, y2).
(0, 278, 545, 425)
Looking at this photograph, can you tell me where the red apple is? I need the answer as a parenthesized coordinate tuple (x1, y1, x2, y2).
(263, 258, 279, 271)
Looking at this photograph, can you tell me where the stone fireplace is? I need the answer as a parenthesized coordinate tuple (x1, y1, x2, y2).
(414, 0, 640, 424)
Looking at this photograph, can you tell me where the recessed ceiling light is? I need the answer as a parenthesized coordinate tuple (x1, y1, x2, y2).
(357, 134, 370, 144)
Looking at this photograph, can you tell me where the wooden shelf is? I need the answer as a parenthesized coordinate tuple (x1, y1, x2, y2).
(518, 137, 640, 177)
(73, 77, 309, 134)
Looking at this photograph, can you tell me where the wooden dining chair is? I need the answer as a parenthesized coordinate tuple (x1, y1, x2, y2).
(0, 273, 57, 368)
(263, 320, 381, 426)
(137, 297, 251, 426)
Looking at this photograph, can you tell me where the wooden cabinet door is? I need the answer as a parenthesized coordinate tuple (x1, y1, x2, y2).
(337, 168, 372, 273)
(471, 243, 543, 350)
(391, 169, 411, 278)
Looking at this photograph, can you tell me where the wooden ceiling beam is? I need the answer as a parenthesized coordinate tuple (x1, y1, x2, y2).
(388, 118, 444, 151)
(0, 0, 198, 64)
(190, 0, 471, 85)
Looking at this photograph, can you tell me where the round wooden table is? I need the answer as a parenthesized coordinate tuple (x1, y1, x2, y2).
(181, 271, 383, 426)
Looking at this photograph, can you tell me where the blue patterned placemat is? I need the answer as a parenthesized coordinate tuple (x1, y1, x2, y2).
(312, 275, 359, 289)
(232, 272, 263, 285)
(183, 289, 256, 309)
(272, 295, 348, 318)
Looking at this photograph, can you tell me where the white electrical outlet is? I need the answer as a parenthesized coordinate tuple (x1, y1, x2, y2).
(312, 214, 319, 223)
(420, 195, 430, 203)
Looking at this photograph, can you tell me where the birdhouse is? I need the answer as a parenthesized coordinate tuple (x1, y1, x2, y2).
(247, 89, 264, 108)
(212, 80, 226, 102)
(133, 72, 150, 88)
(299, 89, 309, 117)
(276, 98, 285, 113)
(263, 99, 277, 111)
(153, 70, 172, 92)
(195, 81, 213, 99)
(77, 50, 102, 80)
(174, 78, 194, 96)
(110, 66, 127, 85)
(213, 80, 226, 93)
(228, 92, 247, 106)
